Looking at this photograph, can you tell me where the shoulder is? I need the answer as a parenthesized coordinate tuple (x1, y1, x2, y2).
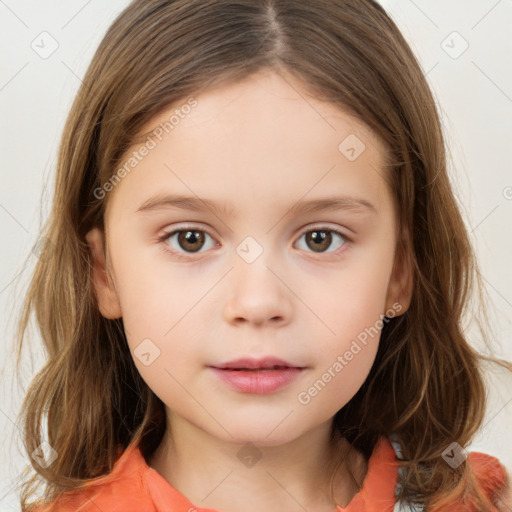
(496, 484, 512, 512)
(467, 451, 511, 510)
(388, 436, 511, 511)
(26, 444, 156, 512)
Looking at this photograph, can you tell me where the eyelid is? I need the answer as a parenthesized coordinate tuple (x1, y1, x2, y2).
(159, 222, 352, 239)
(298, 223, 352, 242)
(158, 223, 217, 240)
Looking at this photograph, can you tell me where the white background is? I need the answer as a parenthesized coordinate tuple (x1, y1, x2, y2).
(1, 1, 511, 509)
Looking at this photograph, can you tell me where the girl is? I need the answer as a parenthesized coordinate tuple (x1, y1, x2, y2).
(13, 0, 511, 511)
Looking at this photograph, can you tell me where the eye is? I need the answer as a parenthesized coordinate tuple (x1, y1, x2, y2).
(158, 224, 349, 259)
(158, 227, 217, 256)
(295, 227, 348, 254)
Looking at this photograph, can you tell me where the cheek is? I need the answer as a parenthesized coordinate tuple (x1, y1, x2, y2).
(111, 248, 217, 390)
(112, 243, 198, 335)
(311, 257, 393, 341)
(296, 312, 382, 416)
(296, 342, 379, 419)
(298, 259, 392, 411)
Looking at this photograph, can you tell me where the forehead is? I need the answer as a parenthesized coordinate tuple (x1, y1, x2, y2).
(106, 69, 392, 221)
(134, 69, 385, 156)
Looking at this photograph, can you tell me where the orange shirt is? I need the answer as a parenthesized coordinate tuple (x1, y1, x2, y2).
(29, 437, 508, 512)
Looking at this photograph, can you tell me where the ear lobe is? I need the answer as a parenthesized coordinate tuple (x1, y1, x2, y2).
(385, 230, 414, 316)
(85, 227, 122, 319)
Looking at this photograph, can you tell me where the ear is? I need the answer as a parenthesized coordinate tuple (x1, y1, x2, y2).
(385, 227, 414, 316)
(85, 227, 122, 319)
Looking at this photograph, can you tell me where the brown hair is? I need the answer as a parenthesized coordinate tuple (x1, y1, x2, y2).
(12, 0, 510, 510)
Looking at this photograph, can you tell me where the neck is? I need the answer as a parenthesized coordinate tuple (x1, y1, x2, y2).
(147, 412, 367, 512)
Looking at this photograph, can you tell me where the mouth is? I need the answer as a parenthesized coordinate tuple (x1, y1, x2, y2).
(208, 357, 306, 394)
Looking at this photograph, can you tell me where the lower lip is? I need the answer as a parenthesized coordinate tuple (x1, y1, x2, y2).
(210, 367, 303, 394)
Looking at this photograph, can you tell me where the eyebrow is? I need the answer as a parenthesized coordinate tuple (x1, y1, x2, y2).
(136, 193, 377, 217)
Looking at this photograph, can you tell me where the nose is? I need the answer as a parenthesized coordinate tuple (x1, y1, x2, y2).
(223, 257, 292, 328)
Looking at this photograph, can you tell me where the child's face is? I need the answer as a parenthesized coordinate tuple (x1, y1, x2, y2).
(88, 69, 411, 446)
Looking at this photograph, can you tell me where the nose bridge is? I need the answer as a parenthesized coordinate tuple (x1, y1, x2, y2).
(232, 234, 279, 296)
(223, 234, 291, 325)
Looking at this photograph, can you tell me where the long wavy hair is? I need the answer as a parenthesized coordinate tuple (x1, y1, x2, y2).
(11, 0, 510, 510)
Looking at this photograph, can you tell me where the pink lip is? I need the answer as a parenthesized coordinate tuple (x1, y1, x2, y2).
(208, 357, 305, 394)
(210, 367, 303, 394)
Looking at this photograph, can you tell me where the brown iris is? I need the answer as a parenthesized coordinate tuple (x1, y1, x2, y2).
(177, 230, 205, 253)
(306, 230, 332, 252)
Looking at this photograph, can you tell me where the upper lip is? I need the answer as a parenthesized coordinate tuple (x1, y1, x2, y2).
(211, 357, 303, 370)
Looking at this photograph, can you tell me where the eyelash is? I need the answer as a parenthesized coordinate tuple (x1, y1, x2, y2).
(157, 224, 351, 260)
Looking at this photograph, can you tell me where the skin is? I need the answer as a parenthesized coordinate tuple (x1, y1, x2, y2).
(86, 68, 413, 512)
